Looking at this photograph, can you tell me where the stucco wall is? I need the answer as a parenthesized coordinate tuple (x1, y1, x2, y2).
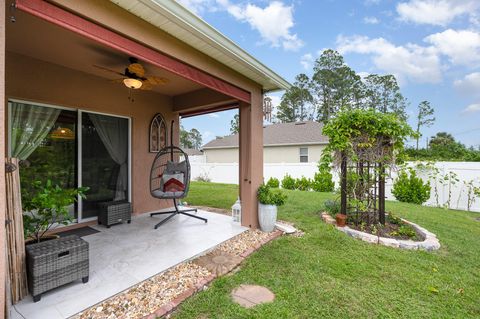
(204, 144, 326, 163)
(5, 51, 177, 215)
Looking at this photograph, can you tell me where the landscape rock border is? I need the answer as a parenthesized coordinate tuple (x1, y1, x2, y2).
(321, 212, 440, 251)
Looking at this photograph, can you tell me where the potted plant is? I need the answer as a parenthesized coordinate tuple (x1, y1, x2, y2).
(335, 213, 347, 227)
(257, 183, 287, 232)
(23, 180, 88, 244)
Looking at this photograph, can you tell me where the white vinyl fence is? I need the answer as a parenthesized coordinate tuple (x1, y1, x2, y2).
(191, 161, 480, 212)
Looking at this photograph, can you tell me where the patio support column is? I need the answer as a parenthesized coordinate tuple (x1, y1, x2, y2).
(239, 91, 263, 228)
(0, 1, 7, 314)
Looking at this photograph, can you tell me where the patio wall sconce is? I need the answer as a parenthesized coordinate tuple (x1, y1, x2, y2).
(232, 197, 241, 223)
(123, 78, 143, 89)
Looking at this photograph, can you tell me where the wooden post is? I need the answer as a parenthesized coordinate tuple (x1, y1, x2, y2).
(340, 153, 347, 215)
(0, 2, 7, 314)
(239, 91, 263, 228)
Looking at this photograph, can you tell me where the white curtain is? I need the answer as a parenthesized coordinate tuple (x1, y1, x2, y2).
(10, 102, 60, 160)
(89, 113, 128, 201)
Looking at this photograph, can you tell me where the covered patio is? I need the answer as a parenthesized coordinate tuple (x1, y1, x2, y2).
(0, 0, 289, 318)
(12, 209, 246, 319)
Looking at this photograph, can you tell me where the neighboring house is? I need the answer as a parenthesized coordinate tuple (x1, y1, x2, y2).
(183, 148, 206, 163)
(0, 0, 289, 315)
(202, 121, 328, 163)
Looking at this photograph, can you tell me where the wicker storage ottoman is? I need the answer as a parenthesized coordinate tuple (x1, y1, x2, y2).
(98, 200, 132, 228)
(26, 235, 89, 302)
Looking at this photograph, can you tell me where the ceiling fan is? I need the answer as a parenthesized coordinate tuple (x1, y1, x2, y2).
(94, 57, 168, 90)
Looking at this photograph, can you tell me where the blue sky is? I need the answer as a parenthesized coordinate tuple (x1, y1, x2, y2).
(179, 0, 480, 148)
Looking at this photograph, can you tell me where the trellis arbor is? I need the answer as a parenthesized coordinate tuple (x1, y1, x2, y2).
(322, 109, 416, 225)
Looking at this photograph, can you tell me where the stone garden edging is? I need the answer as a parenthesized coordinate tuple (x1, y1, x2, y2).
(320, 212, 440, 251)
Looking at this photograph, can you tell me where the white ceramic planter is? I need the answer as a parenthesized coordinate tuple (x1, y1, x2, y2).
(258, 203, 277, 232)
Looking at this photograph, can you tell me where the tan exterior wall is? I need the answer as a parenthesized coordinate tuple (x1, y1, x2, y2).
(5, 51, 177, 215)
(204, 144, 327, 163)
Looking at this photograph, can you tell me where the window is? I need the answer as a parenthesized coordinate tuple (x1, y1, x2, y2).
(299, 147, 308, 163)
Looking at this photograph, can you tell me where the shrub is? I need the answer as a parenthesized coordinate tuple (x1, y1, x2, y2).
(392, 168, 431, 205)
(311, 171, 335, 192)
(281, 174, 296, 190)
(257, 184, 287, 206)
(295, 176, 311, 191)
(266, 177, 280, 188)
(387, 213, 402, 225)
(390, 225, 417, 238)
(323, 199, 340, 215)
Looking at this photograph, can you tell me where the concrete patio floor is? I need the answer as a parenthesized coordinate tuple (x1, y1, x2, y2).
(12, 208, 247, 319)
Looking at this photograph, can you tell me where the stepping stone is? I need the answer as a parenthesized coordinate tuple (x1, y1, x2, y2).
(231, 284, 275, 308)
(193, 251, 242, 276)
(275, 222, 297, 234)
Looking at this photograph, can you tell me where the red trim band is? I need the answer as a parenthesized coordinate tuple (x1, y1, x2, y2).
(15, 0, 251, 103)
(180, 103, 239, 118)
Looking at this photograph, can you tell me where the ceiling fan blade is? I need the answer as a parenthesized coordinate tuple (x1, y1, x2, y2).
(145, 76, 169, 86)
(93, 64, 126, 77)
(139, 81, 153, 90)
(128, 63, 145, 78)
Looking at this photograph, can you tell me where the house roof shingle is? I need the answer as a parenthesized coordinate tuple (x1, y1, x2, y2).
(202, 121, 328, 149)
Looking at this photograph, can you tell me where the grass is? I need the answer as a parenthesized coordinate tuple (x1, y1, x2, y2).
(179, 182, 480, 318)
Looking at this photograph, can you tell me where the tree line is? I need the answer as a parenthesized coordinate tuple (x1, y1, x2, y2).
(276, 49, 435, 151)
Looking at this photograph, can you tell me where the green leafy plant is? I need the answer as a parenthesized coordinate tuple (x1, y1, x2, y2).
(257, 183, 287, 206)
(323, 199, 340, 215)
(390, 224, 417, 238)
(387, 213, 402, 225)
(311, 172, 335, 192)
(23, 180, 88, 243)
(295, 176, 311, 191)
(281, 174, 296, 190)
(266, 177, 280, 188)
(392, 168, 431, 205)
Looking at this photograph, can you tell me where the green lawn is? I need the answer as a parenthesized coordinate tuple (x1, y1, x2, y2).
(178, 182, 480, 319)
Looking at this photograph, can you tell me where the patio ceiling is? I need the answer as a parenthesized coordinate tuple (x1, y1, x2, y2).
(6, 10, 204, 96)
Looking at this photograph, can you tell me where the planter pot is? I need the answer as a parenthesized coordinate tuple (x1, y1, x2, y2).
(258, 203, 277, 232)
(335, 214, 347, 227)
(25, 234, 60, 246)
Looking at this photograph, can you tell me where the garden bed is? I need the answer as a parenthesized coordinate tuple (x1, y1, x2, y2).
(321, 212, 440, 251)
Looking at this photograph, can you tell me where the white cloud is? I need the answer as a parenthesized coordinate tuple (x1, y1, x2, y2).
(207, 113, 220, 118)
(462, 103, 480, 113)
(425, 29, 480, 66)
(300, 53, 314, 70)
(363, 16, 380, 24)
(336, 35, 442, 84)
(357, 71, 371, 80)
(396, 0, 480, 26)
(454, 72, 480, 97)
(217, 0, 303, 51)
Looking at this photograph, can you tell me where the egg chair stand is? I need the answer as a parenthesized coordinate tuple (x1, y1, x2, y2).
(150, 120, 207, 229)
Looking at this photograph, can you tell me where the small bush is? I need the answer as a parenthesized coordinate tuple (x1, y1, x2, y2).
(387, 213, 402, 225)
(295, 176, 311, 191)
(281, 174, 296, 190)
(323, 199, 340, 215)
(311, 171, 335, 192)
(266, 177, 280, 188)
(257, 183, 287, 206)
(390, 225, 417, 238)
(392, 168, 431, 205)
(195, 172, 211, 182)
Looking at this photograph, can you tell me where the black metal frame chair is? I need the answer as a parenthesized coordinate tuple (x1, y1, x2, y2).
(149, 120, 207, 229)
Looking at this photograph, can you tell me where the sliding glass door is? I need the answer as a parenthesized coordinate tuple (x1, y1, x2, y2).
(9, 101, 130, 223)
(80, 112, 129, 219)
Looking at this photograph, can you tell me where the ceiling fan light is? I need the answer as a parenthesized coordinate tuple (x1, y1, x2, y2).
(123, 78, 142, 89)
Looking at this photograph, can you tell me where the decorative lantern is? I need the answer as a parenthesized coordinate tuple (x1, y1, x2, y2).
(231, 197, 241, 223)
